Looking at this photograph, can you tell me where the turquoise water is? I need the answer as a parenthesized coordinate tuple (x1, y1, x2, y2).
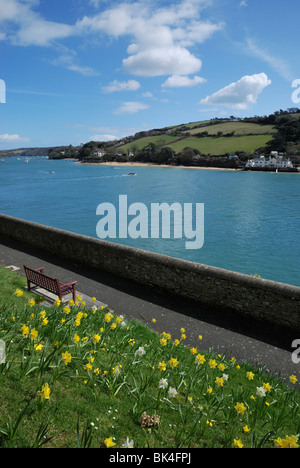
(0, 156, 299, 287)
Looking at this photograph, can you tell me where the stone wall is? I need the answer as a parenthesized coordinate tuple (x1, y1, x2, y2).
(0, 213, 299, 331)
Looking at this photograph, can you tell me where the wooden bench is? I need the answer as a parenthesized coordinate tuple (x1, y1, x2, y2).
(24, 265, 77, 302)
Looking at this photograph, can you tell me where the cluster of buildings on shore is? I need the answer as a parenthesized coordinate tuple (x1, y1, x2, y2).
(245, 152, 298, 172)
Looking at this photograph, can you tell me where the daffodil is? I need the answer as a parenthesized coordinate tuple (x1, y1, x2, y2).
(73, 334, 80, 344)
(40, 383, 51, 401)
(168, 387, 178, 398)
(104, 437, 116, 448)
(122, 437, 134, 448)
(62, 351, 72, 365)
(93, 334, 101, 343)
(289, 375, 298, 384)
(246, 371, 255, 381)
(158, 361, 167, 372)
(168, 357, 179, 368)
(256, 386, 267, 398)
(232, 438, 244, 448)
(234, 402, 247, 416)
(34, 343, 43, 351)
(30, 328, 38, 341)
(158, 378, 168, 389)
(135, 346, 146, 357)
(195, 354, 206, 365)
(21, 324, 29, 337)
(215, 376, 224, 387)
(14, 289, 24, 297)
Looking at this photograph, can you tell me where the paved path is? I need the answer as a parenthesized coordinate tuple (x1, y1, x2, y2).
(0, 236, 299, 383)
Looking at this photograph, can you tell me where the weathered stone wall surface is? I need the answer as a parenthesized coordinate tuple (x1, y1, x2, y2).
(0, 213, 299, 331)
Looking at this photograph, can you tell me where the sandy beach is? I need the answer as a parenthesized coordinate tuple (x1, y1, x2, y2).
(77, 161, 240, 171)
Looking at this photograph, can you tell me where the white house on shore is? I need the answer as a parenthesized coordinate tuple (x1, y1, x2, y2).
(93, 150, 106, 158)
(245, 152, 295, 170)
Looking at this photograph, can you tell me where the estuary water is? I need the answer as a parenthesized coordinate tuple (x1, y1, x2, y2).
(0, 156, 299, 287)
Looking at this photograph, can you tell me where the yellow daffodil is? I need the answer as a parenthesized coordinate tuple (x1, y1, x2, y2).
(34, 343, 44, 351)
(215, 376, 224, 387)
(246, 371, 255, 380)
(209, 359, 217, 369)
(168, 357, 179, 368)
(93, 334, 101, 343)
(62, 351, 72, 365)
(30, 328, 38, 341)
(21, 324, 29, 337)
(14, 289, 24, 297)
(274, 435, 299, 448)
(104, 437, 116, 448)
(40, 383, 51, 401)
(289, 375, 298, 384)
(232, 439, 244, 448)
(195, 354, 206, 365)
(158, 361, 167, 371)
(234, 402, 247, 416)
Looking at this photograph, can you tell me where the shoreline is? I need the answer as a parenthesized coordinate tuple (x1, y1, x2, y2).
(77, 161, 240, 171)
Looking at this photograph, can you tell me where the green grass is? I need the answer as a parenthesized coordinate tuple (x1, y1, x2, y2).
(118, 135, 180, 153)
(0, 265, 299, 448)
(167, 135, 273, 155)
(0, 266, 43, 306)
(187, 122, 276, 136)
(116, 120, 275, 156)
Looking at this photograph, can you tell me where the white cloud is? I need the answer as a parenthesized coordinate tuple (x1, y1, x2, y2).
(123, 46, 202, 77)
(0, 0, 74, 47)
(0, 0, 222, 79)
(162, 74, 206, 88)
(77, 1, 222, 78)
(90, 134, 118, 141)
(114, 101, 149, 115)
(102, 80, 140, 93)
(200, 73, 271, 110)
(50, 54, 100, 76)
(0, 133, 30, 142)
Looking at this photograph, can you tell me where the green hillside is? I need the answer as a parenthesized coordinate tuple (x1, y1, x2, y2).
(116, 119, 275, 156)
(166, 134, 273, 155)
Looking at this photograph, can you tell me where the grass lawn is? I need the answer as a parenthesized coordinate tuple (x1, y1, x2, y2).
(187, 122, 276, 136)
(0, 266, 299, 448)
(168, 135, 273, 155)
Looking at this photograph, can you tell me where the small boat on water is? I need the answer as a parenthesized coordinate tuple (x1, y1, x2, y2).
(128, 172, 137, 176)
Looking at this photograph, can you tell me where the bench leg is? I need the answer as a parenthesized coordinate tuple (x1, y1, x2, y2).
(27, 279, 31, 292)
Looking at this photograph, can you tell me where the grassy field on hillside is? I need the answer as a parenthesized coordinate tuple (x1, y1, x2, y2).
(116, 120, 275, 157)
(167, 134, 273, 155)
(119, 135, 180, 153)
(187, 122, 275, 136)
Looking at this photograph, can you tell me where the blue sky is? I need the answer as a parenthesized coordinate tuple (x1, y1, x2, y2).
(0, 0, 299, 149)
